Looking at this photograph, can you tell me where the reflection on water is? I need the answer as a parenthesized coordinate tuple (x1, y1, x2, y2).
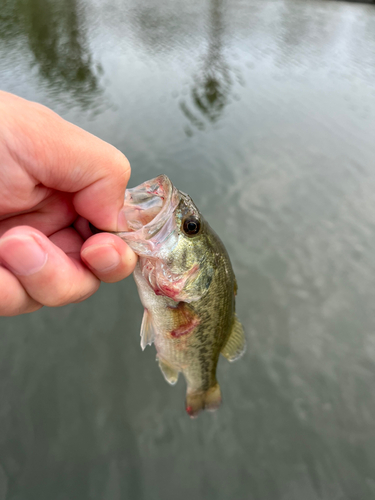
(0, 0, 101, 108)
(180, 0, 233, 134)
(1, 0, 375, 499)
(132, 3, 182, 54)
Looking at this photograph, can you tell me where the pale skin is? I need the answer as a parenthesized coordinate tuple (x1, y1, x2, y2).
(0, 91, 137, 316)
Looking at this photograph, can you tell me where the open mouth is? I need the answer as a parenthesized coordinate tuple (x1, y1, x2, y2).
(89, 175, 180, 255)
(116, 175, 180, 253)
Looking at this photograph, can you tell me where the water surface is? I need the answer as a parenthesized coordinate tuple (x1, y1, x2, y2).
(1, 1, 375, 499)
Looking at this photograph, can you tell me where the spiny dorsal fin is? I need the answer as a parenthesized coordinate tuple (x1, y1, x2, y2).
(140, 309, 155, 351)
(221, 314, 246, 362)
(157, 357, 179, 385)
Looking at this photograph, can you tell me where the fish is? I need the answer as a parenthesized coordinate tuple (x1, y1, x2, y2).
(92, 175, 245, 417)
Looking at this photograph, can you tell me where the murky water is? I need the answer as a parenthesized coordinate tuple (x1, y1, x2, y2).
(1, 0, 375, 498)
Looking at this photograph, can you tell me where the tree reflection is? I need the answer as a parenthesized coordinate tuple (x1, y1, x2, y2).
(0, 0, 101, 108)
(180, 0, 233, 133)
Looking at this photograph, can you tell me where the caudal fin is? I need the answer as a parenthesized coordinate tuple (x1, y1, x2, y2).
(185, 383, 222, 418)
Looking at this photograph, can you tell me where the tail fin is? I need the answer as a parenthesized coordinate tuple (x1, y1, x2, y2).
(185, 383, 222, 418)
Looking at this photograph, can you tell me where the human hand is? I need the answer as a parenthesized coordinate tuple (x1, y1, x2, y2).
(0, 91, 137, 316)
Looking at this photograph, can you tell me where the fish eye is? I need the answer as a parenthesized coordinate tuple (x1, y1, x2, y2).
(183, 216, 201, 236)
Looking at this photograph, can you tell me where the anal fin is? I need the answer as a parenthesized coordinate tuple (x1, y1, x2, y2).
(140, 309, 155, 351)
(221, 314, 246, 362)
(157, 357, 179, 385)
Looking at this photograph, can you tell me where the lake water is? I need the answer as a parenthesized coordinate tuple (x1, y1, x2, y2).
(1, 0, 375, 498)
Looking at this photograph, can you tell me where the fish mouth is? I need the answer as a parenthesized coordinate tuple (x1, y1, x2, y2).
(116, 175, 181, 255)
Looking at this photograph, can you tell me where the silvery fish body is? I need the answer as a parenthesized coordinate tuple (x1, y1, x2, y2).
(117, 175, 245, 417)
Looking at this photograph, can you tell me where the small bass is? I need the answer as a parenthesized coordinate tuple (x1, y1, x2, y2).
(98, 175, 246, 417)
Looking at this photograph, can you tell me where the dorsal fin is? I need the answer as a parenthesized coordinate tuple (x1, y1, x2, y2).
(140, 309, 155, 350)
(221, 314, 246, 362)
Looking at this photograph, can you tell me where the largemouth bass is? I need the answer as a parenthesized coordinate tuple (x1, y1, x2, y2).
(93, 175, 245, 417)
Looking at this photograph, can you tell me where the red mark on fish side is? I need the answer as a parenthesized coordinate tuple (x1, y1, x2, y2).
(171, 318, 199, 337)
(168, 302, 200, 338)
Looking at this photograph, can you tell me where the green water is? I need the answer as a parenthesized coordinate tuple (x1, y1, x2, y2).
(1, 0, 375, 498)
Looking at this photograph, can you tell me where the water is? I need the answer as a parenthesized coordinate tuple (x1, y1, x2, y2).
(1, 0, 375, 498)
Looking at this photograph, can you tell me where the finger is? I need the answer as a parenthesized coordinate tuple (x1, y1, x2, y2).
(81, 233, 137, 283)
(73, 216, 93, 240)
(0, 192, 76, 238)
(0, 226, 100, 307)
(48, 226, 83, 258)
(1, 91, 130, 231)
(0, 266, 42, 316)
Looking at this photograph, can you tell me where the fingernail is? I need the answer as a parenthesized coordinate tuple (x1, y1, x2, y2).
(0, 235, 47, 276)
(81, 244, 121, 273)
(117, 210, 129, 232)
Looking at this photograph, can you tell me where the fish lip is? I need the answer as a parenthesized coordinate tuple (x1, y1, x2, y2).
(115, 175, 180, 252)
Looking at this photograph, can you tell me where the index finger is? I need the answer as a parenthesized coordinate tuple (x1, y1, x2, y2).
(0, 91, 129, 231)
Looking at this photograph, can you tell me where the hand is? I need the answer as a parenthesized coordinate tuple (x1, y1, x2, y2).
(0, 91, 137, 316)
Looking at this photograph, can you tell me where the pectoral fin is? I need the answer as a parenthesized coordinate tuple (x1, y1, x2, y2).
(157, 357, 179, 385)
(221, 314, 246, 362)
(140, 309, 155, 351)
